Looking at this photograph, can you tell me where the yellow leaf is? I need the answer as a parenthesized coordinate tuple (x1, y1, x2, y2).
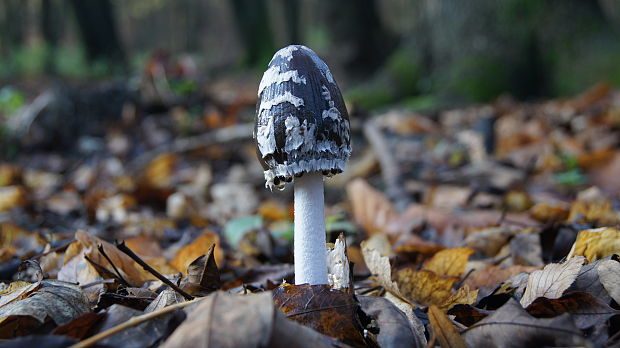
(171, 230, 224, 273)
(428, 305, 467, 348)
(568, 227, 620, 262)
(144, 153, 176, 188)
(0, 281, 39, 307)
(424, 247, 474, 277)
(398, 269, 478, 311)
(0, 186, 27, 212)
(568, 200, 620, 226)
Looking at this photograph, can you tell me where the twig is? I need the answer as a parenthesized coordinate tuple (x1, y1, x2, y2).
(363, 119, 411, 211)
(69, 296, 204, 348)
(128, 122, 253, 174)
(115, 240, 194, 300)
(97, 244, 131, 287)
(31, 239, 75, 260)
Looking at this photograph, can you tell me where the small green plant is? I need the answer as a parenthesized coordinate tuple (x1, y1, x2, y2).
(0, 87, 25, 115)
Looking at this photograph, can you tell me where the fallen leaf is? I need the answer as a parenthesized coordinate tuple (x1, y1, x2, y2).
(526, 291, 618, 330)
(0, 281, 90, 338)
(529, 202, 570, 223)
(509, 232, 543, 267)
(273, 284, 368, 347)
(361, 239, 401, 295)
(463, 298, 588, 347)
(464, 226, 515, 257)
(0, 281, 40, 307)
(0, 186, 27, 212)
(347, 178, 398, 235)
(75, 230, 156, 283)
(96, 304, 183, 347)
(179, 244, 221, 296)
(162, 291, 338, 348)
(144, 289, 184, 313)
(597, 258, 620, 304)
(568, 257, 614, 303)
(423, 247, 474, 277)
(448, 304, 489, 327)
(465, 265, 540, 294)
(567, 199, 620, 226)
(520, 256, 584, 307)
(568, 227, 620, 262)
(171, 230, 223, 272)
(428, 305, 467, 348)
(397, 269, 478, 311)
(52, 312, 107, 339)
(359, 295, 426, 348)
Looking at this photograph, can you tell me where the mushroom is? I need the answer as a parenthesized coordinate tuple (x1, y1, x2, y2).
(254, 45, 351, 285)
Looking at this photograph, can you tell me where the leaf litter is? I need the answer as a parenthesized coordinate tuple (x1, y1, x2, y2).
(1, 82, 620, 346)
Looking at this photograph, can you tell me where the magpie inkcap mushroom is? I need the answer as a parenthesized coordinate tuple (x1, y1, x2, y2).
(255, 45, 351, 190)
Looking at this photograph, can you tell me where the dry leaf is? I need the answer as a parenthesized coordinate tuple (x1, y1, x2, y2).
(597, 259, 620, 304)
(361, 240, 401, 295)
(0, 186, 27, 212)
(423, 247, 474, 277)
(526, 291, 618, 330)
(428, 305, 467, 348)
(529, 202, 570, 223)
(463, 298, 588, 347)
(465, 265, 540, 294)
(347, 178, 398, 235)
(520, 256, 584, 307)
(76, 230, 155, 283)
(179, 245, 221, 296)
(358, 296, 425, 348)
(0, 281, 40, 308)
(568, 227, 620, 262)
(273, 284, 368, 347)
(171, 230, 223, 273)
(567, 200, 620, 226)
(0, 281, 90, 339)
(163, 291, 338, 348)
(397, 269, 478, 311)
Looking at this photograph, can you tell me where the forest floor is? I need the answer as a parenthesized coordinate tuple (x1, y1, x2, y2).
(1, 77, 620, 347)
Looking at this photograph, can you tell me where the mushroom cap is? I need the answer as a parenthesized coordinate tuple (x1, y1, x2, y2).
(255, 45, 351, 190)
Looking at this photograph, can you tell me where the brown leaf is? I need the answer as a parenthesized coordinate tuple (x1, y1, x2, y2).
(162, 291, 338, 348)
(529, 202, 570, 223)
(465, 265, 540, 294)
(76, 230, 156, 283)
(448, 304, 489, 327)
(397, 269, 478, 311)
(568, 227, 620, 262)
(171, 230, 223, 273)
(52, 312, 106, 339)
(347, 178, 398, 235)
(273, 284, 368, 347)
(463, 298, 588, 347)
(428, 305, 468, 348)
(519, 256, 584, 307)
(179, 244, 221, 296)
(0, 281, 90, 338)
(423, 247, 474, 277)
(526, 291, 618, 330)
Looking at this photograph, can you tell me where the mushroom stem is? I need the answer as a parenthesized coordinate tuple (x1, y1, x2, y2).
(294, 171, 328, 285)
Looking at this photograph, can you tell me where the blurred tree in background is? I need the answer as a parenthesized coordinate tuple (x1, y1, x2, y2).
(2, 0, 620, 109)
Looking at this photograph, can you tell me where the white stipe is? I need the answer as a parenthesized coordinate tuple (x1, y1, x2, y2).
(294, 171, 328, 285)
